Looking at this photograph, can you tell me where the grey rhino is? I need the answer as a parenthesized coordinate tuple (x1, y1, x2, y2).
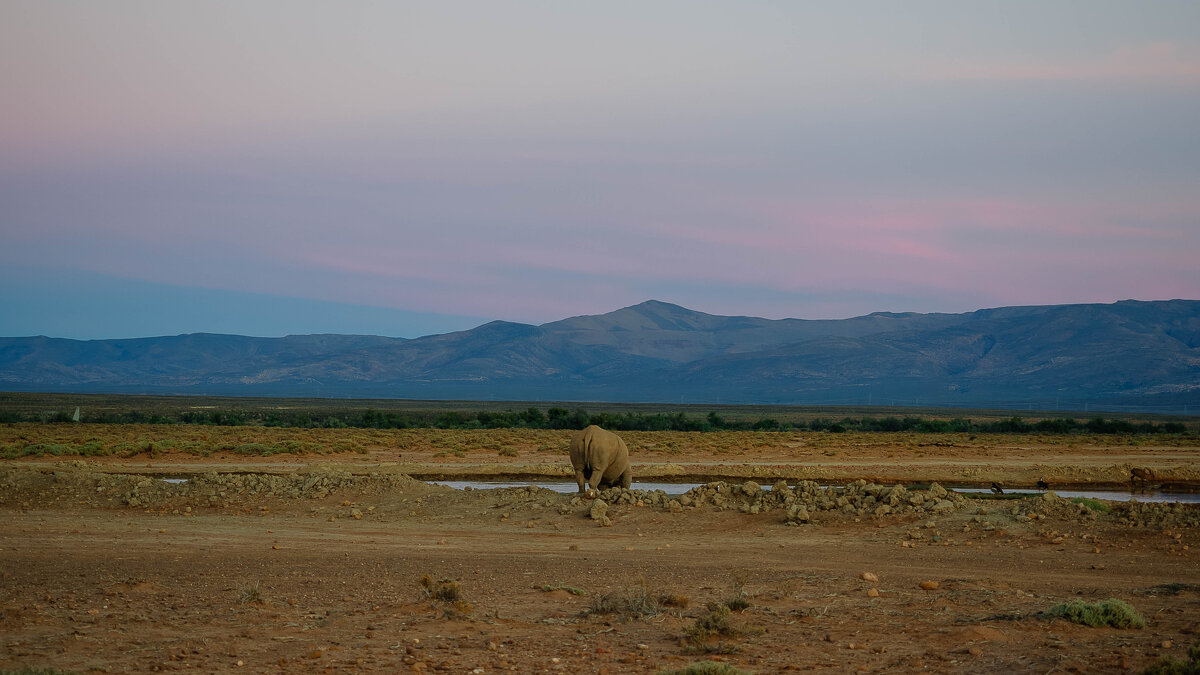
(569, 425, 632, 497)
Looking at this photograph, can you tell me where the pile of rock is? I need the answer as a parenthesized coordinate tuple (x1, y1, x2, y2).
(1007, 491, 1100, 522)
(1119, 500, 1200, 529)
(590, 478, 972, 523)
(0, 463, 424, 509)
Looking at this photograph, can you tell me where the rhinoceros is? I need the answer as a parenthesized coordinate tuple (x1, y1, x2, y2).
(569, 425, 632, 498)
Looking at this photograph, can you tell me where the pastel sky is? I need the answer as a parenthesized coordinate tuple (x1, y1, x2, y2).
(2, 1, 1198, 339)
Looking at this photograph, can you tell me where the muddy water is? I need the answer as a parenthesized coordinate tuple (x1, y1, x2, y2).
(431, 479, 1200, 503)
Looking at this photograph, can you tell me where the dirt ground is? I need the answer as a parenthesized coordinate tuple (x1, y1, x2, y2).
(2, 433, 1199, 674)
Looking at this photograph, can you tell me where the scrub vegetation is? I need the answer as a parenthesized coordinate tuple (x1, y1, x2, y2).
(1045, 598, 1146, 629)
(0, 393, 1192, 435)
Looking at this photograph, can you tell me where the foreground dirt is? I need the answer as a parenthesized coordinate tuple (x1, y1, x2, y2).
(2, 435, 1199, 674)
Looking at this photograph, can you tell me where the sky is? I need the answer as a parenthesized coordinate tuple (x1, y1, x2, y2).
(2, 1, 1198, 339)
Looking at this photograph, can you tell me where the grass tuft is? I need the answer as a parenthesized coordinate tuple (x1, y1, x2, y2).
(658, 661, 752, 675)
(238, 581, 264, 605)
(541, 583, 586, 596)
(1069, 496, 1112, 513)
(586, 578, 688, 620)
(1045, 598, 1145, 629)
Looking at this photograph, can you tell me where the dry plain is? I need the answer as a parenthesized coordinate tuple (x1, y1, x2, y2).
(2, 424, 1199, 673)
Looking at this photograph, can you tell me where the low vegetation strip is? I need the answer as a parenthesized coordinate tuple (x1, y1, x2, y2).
(1, 402, 1191, 436)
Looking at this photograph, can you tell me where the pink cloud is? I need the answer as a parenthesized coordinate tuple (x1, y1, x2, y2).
(929, 42, 1200, 86)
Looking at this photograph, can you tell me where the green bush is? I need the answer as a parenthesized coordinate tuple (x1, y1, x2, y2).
(1046, 598, 1144, 628)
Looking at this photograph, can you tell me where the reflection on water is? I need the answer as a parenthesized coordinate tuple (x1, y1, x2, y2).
(952, 486, 1200, 504)
(432, 480, 1200, 503)
(432, 480, 697, 495)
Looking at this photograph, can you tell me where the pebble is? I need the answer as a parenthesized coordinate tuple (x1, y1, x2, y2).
(867, 588, 880, 598)
(920, 581, 939, 590)
(860, 571, 879, 583)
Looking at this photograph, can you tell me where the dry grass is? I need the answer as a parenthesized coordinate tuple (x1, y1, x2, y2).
(2, 423, 1196, 461)
(238, 582, 264, 605)
(419, 575, 472, 618)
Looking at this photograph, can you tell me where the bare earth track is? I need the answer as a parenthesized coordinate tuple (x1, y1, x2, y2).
(2, 427, 1199, 673)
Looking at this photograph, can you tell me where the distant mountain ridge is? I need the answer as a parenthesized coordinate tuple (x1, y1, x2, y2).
(1, 299, 1198, 412)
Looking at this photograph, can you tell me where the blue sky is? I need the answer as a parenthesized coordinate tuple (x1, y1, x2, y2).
(2, 1, 1198, 338)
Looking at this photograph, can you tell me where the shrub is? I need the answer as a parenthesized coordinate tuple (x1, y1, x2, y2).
(586, 578, 689, 619)
(685, 603, 738, 644)
(419, 575, 471, 618)
(1046, 598, 1144, 628)
(658, 662, 752, 675)
(588, 585, 663, 619)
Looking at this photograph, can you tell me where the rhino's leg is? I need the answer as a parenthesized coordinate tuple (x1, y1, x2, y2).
(575, 468, 587, 493)
(619, 468, 632, 489)
(588, 468, 605, 492)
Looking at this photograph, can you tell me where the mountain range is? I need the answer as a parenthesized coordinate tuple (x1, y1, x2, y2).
(2, 299, 1198, 412)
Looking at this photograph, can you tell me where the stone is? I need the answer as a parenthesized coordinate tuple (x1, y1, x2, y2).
(589, 499, 608, 521)
(860, 572, 879, 583)
(920, 581, 939, 590)
(929, 499, 955, 513)
(867, 588, 880, 598)
(787, 505, 811, 523)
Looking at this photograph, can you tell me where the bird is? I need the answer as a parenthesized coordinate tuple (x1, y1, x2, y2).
(1036, 479, 1049, 490)
(990, 482, 1004, 495)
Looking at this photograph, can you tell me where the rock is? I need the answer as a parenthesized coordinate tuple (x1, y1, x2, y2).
(929, 499, 955, 513)
(867, 588, 880, 598)
(589, 499, 608, 521)
(668, 500, 683, 514)
(920, 581, 939, 590)
(599, 516, 612, 527)
(860, 572, 879, 583)
(787, 505, 811, 523)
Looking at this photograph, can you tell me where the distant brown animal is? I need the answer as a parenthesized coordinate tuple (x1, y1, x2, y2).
(990, 482, 1004, 495)
(569, 425, 632, 498)
(1036, 479, 1049, 490)
(1130, 467, 1156, 488)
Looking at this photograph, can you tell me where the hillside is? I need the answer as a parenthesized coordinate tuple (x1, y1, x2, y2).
(1, 299, 1197, 411)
